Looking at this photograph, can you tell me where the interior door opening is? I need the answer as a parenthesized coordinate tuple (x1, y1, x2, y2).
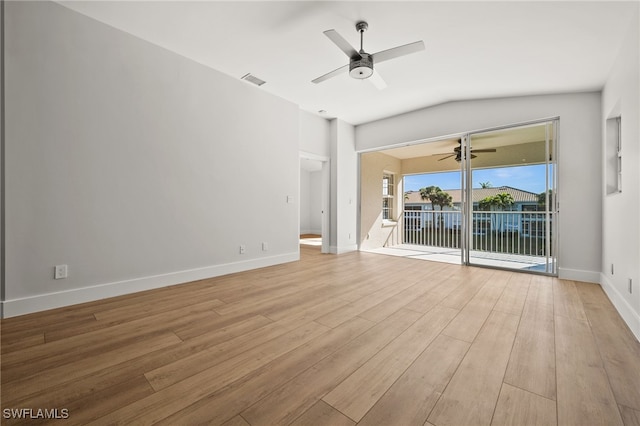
(300, 153, 330, 254)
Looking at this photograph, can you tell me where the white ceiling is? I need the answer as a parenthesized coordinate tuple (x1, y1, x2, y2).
(58, 1, 637, 125)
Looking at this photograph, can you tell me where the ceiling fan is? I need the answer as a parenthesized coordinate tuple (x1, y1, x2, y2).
(433, 140, 497, 162)
(311, 21, 425, 90)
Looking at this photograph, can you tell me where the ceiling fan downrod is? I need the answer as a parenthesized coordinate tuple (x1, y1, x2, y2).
(350, 21, 373, 79)
(356, 21, 368, 54)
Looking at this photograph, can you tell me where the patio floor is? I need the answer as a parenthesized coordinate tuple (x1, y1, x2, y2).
(363, 244, 553, 273)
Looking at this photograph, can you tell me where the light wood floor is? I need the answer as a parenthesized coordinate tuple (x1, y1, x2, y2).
(2, 245, 640, 425)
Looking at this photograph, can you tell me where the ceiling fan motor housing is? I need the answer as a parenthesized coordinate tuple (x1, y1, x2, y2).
(350, 53, 374, 79)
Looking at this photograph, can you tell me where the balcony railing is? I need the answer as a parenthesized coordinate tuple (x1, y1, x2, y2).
(403, 210, 552, 257)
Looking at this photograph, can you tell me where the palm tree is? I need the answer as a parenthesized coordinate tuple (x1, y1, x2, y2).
(538, 189, 554, 211)
(431, 190, 453, 228)
(478, 193, 515, 231)
(479, 181, 493, 188)
(419, 186, 452, 228)
(419, 186, 440, 228)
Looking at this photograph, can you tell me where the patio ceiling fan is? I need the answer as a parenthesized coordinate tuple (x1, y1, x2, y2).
(433, 139, 497, 162)
(311, 21, 425, 90)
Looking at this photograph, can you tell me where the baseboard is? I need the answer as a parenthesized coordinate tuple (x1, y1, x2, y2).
(557, 267, 600, 283)
(600, 273, 640, 342)
(1, 252, 300, 318)
(329, 244, 358, 255)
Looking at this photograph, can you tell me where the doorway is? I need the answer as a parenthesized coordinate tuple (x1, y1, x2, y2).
(300, 152, 330, 254)
(362, 119, 558, 276)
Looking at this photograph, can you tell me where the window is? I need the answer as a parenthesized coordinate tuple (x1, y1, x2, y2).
(382, 173, 395, 220)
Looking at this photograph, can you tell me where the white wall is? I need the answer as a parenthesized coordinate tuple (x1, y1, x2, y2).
(299, 110, 330, 158)
(330, 119, 358, 253)
(300, 169, 312, 234)
(299, 169, 322, 235)
(2, 1, 300, 317)
(601, 9, 640, 340)
(299, 110, 329, 237)
(356, 92, 602, 282)
(309, 171, 322, 234)
(360, 152, 402, 250)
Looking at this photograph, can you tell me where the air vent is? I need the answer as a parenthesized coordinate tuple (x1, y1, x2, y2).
(241, 73, 266, 86)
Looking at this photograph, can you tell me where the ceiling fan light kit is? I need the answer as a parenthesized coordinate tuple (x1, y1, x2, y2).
(350, 53, 374, 79)
(312, 21, 424, 89)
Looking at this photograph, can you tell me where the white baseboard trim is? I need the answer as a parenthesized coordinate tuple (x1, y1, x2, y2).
(1, 252, 300, 319)
(300, 229, 322, 235)
(329, 244, 358, 255)
(557, 267, 600, 283)
(600, 273, 640, 342)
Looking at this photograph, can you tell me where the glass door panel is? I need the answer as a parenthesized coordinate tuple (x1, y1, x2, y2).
(463, 121, 558, 275)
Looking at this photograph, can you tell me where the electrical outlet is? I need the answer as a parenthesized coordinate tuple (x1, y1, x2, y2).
(262, 242, 268, 251)
(54, 264, 68, 280)
(239, 245, 246, 254)
(629, 278, 633, 294)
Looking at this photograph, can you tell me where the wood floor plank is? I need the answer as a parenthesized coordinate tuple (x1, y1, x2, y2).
(290, 400, 355, 426)
(493, 273, 532, 315)
(555, 314, 623, 426)
(356, 277, 444, 323)
(491, 383, 557, 426)
(1, 304, 222, 383)
(552, 279, 587, 321)
(222, 415, 252, 426)
(155, 317, 374, 425)
(43, 297, 222, 342)
(323, 305, 459, 421)
(93, 289, 225, 324)
(441, 276, 508, 343)
(3, 331, 182, 405)
(438, 268, 495, 310)
(404, 276, 463, 313)
(576, 281, 640, 411)
(0, 332, 45, 354)
(240, 309, 422, 426)
(145, 320, 329, 391)
(3, 315, 271, 413)
(428, 310, 520, 426)
(53, 375, 155, 426)
(91, 321, 331, 425)
(315, 278, 418, 328)
(358, 334, 470, 426)
(503, 276, 556, 400)
(619, 404, 640, 426)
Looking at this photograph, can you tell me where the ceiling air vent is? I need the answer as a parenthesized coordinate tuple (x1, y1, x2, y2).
(241, 73, 266, 86)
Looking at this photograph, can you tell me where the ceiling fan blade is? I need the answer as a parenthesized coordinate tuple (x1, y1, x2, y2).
(372, 40, 425, 64)
(311, 64, 349, 84)
(471, 149, 497, 153)
(438, 154, 456, 161)
(323, 29, 361, 59)
(368, 71, 387, 90)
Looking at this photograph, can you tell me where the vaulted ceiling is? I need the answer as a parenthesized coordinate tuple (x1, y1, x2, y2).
(59, 1, 636, 125)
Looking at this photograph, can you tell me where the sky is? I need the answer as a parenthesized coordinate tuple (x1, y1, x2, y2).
(403, 164, 550, 194)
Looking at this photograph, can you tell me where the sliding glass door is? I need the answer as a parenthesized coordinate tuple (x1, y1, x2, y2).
(460, 120, 558, 275)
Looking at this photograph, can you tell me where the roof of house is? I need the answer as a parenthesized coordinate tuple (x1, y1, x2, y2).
(404, 186, 539, 204)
